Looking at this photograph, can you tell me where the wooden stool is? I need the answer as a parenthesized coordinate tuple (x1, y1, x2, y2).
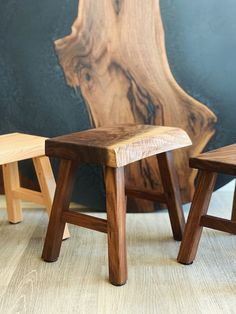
(42, 125, 191, 285)
(0, 133, 69, 239)
(177, 144, 236, 265)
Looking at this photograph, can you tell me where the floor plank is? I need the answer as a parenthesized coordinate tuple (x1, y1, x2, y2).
(0, 180, 235, 314)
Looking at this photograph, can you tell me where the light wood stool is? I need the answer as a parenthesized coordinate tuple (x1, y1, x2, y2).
(177, 144, 236, 265)
(42, 125, 191, 285)
(0, 133, 69, 239)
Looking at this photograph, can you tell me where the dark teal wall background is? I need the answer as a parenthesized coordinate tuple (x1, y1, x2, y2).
(161, 0, 236, 150)
(0, 0, 235, 209)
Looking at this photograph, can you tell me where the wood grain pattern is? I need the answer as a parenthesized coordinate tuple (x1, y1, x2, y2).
(33, 156, 70, 240)
(0, 133, 46, 165)
(62, 210, 107, 233)
(157, 151, 185, 241)
(46, 124, 191, 167)
(125, 187, 166, 203)
(54, 0, 217, 210)
(200, 215, 236, 234)
(105, 166, 127, 286)
(33, 157, 56, 213)
(43, 162, 127, 285)
(0, 132, 47, 204)
(12, 187, 44, 205)
(2, 162, 22, 223)
(177, 171, 217, 264)
(42, 159, 78, 262)
(231, 181, 236, 220)
(190, 144, 236, 175)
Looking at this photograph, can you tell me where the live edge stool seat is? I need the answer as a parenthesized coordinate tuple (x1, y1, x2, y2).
(42, 124, 192, 286)
(178, 144, 236, 265)
(0, 133, 69, 239)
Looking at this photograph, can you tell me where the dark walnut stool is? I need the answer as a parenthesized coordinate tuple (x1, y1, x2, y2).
(178, 144, 236, 265)
(42, 125, 191, 286)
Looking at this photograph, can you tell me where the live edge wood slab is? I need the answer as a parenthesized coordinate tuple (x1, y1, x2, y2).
(42, 124, 191, 285)
(53, 0, 217, 211)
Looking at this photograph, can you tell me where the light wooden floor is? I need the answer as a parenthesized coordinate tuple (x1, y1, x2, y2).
(0, 181, 235, 314)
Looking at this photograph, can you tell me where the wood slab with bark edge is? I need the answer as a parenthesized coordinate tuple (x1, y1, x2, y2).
(54, 0, 217, 211)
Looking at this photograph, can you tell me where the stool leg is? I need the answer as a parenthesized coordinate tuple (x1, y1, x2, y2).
(231, 181, 236, 221)
(2, 162, 22, 223)
(33, 157, 70, 240)
(177, 171, 217, 264)
(42, 159, 77, 262)
(157, 151, 185, 241)
(105, 166, 127, 286)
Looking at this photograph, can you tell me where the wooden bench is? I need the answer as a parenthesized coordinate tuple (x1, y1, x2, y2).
(41, 124, 192, 285)
(0, 133, 69, 239)
(177, 144, 236, 265)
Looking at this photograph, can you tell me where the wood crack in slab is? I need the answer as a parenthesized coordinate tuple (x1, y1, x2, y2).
(112, 0, 122, 15)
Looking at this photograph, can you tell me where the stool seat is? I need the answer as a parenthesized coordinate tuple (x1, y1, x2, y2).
(190, 144, 236, 175)
(0, 133, 47, 165)
(45, 125, 191, 167)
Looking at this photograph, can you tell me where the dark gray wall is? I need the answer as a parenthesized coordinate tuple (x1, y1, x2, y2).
(0, 0, 105, 209)
(160, 0, 236, 189)
(161, 0, 236, 149)
(0, 0, 235, 209)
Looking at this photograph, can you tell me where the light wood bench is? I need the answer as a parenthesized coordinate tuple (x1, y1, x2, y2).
(41, 124, 191, 285)
(0, 133, 69, 239)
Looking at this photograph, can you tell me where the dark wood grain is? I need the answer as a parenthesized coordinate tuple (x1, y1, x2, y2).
(157, 151, 185, 241)
(200, 215, 236, 234)
(54, 0, 217, 210)
(105, 166, 127, 286)
(42, 159, 78, 262)
(62, 210, 107, 233)
(46, 125, 191, 168)
(190, 144, 236, 175)
(125, 187, 166, 203)
(177, 171, 217, 265)
(231, 182, 236, 221)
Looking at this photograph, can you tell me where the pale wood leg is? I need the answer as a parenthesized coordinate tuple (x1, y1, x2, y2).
(177, 171, 217, 264)
(105, 166, 127, 286)
(157, 151, 185, 241)
(2, 162, 22, 223)
(231, 181, 236, 221)
(42, 160, 77, 262)
(33, 156, 70, 240)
